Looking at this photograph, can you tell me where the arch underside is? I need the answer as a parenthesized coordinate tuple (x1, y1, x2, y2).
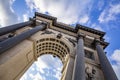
(35, 38, 70, 63)
(0, 37, 72, 80)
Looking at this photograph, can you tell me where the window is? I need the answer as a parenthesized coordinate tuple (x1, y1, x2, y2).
(85, 50, 95, 60)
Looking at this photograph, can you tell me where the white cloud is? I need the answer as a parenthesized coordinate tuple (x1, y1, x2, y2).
(91, 23, 104, 31)
(111, 49, 120, 62)
(104, 35, 110, 42)
(20, 54, 63, 80)
(98, 3, 120, 23)
(97, 0, 104, 11)
(25, 0, 93, 24)
(30, 72, 44, 80)
(94, 26, 103, 31)
(0, 0, 18, 27)
(79, 15, 89, 24)
(111, 49, 120, 79)
(23, 14, 29, 22)
(35, 56, 49, 74)
(35, 55, 63, 80)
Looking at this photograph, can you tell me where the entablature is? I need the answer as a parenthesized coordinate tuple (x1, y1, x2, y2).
(34, 12, 109, 49)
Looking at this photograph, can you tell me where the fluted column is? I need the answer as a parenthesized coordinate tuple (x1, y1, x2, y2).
(0, 20, 34, 36)
(73, 35, 85, 80)
(96, 41, 118, 80)
(0, 23, 47, 54)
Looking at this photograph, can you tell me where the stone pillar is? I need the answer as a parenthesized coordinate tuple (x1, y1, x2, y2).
(64, 54, 74, 80)
(96, 41, 118, 80)
(73, 35, 85, 80)
(0, 20, 34, 36)
(0, 23, 47, 54)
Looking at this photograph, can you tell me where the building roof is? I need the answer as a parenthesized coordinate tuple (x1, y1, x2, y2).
(35, 12, 105, 37)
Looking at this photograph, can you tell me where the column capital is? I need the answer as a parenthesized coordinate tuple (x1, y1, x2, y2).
(78, 33, 85, 38)
(94, 38, 109, 49)
(94, 39, 101, 45)
(29, 17, 36, 26)
(77, 33, 85, 41)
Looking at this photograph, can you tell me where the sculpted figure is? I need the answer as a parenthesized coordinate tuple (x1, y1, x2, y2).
(85, 66, 96, 80)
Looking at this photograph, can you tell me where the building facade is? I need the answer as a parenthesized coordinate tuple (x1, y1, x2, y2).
(0, 12, 118, 80)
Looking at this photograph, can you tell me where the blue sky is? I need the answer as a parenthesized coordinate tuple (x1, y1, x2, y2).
(0, 0, 120, 80)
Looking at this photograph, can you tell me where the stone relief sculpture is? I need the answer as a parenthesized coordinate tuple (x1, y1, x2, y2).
(66, 37, 76, 47)
(85, 66, 96, 80)
(56, 33, 62, 39)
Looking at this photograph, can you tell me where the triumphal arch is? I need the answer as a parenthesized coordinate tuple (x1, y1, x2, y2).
(0, 12, 118, 80)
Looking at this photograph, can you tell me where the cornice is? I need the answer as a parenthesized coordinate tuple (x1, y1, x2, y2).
(35, 12, 105, 38)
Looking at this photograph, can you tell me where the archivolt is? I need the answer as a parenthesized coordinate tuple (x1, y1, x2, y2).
(35, 38, 70, 63)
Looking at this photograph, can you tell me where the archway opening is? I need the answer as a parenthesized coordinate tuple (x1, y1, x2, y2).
(20, 37, 70, 80)
(20, 54, 63, 80)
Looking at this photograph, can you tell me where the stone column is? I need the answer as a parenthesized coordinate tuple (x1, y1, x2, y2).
(72, 35, 85, 80)
(0, 20, 34, 36)
(0, 23, 47, 54)
(96, 41, 118, 80)
(64, 54, 75, 80)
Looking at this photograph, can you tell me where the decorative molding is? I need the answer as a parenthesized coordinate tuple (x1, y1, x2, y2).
(56, 33, 62, 39)
(35, 12, 109, 49)
(35, 12, 105, 37)
(94, 39, 109, 49)
(41, 30, 54, 35)
(66, 37, 76, 47)
(78, 33, 86, 38)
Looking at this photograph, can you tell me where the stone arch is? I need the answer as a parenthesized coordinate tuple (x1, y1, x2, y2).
(0, 32, 75, 80)
(20, 54, 63, 80)
(34, 34, 73, 64)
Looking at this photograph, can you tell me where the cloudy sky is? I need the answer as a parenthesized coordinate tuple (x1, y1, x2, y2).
(0, 0, 120, 80)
